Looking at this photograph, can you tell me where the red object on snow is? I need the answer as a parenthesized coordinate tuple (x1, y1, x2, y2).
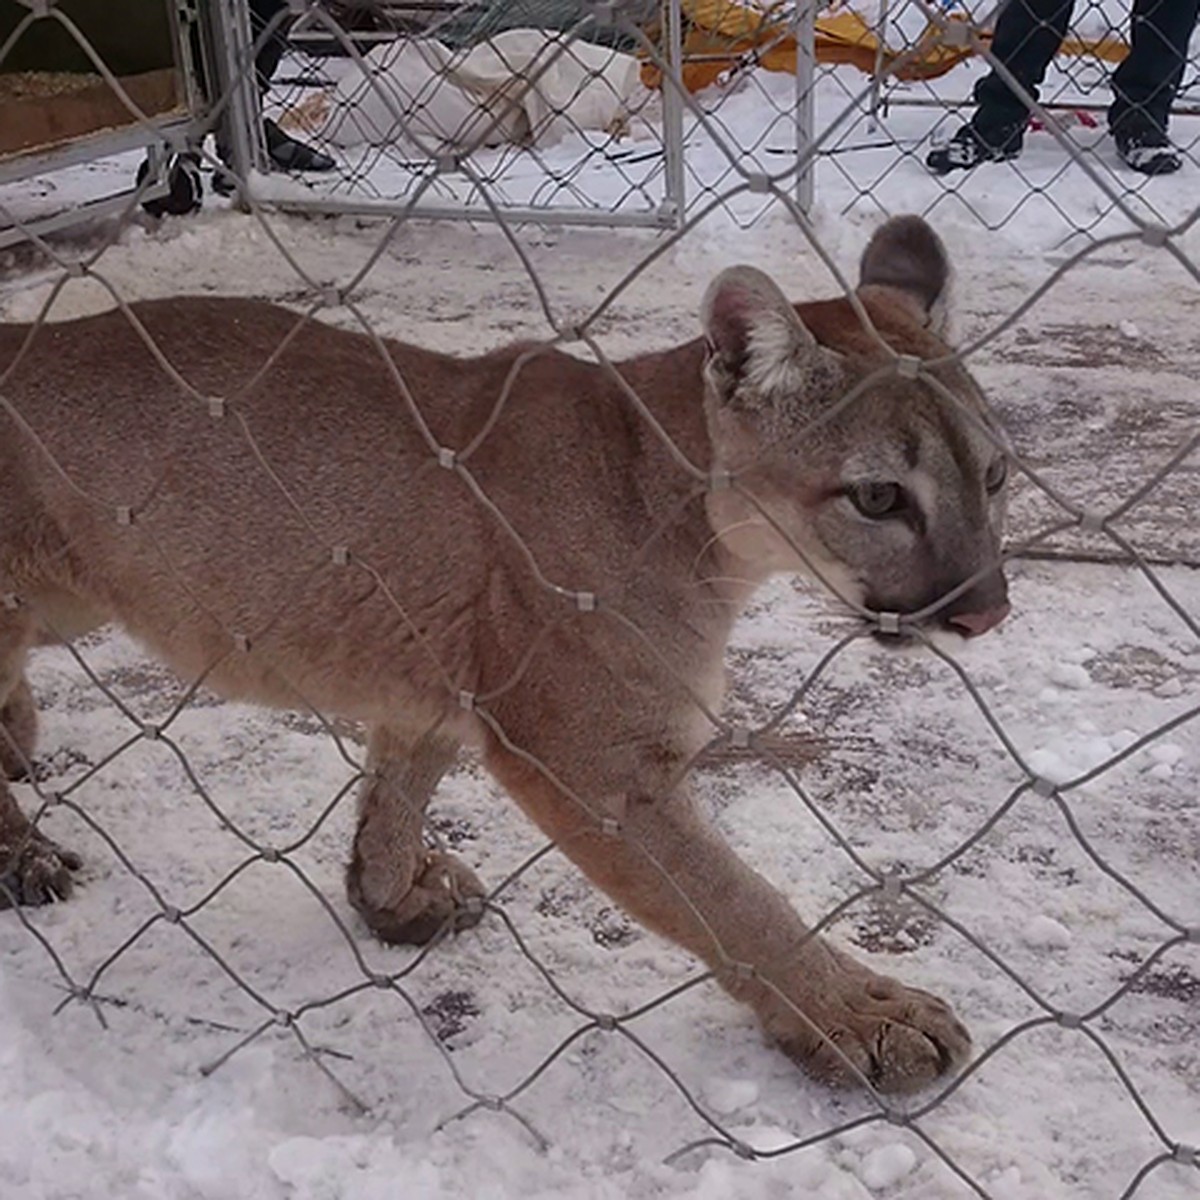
(1029, 109, 1100, 131)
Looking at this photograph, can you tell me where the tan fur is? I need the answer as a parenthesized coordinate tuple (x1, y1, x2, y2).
(0, 217, 1009, 1092)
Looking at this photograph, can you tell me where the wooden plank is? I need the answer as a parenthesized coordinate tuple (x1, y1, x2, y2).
(0, 67, 184, 160)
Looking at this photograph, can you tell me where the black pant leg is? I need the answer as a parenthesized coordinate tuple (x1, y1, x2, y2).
(973, 0, 1077, 128)
(1110, 0, 1200, 132)
(249, 0, 290, 92)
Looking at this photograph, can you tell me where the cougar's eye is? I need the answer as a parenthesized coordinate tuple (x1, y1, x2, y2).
(985, 456, 1009, 494)
(846, 481, 905, 519)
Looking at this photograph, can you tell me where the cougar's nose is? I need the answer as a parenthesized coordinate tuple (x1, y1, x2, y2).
(946, 602, 1011, 637)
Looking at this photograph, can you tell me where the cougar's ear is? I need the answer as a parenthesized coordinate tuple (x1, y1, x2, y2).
(858, 215, 951, 334)
(701, 265, 840, 408)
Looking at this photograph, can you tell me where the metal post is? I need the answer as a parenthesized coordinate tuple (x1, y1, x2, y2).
(868, 0, 891, 131)
(794, 0, 816, 214)
(209, 0, 266, 203)
(661, 0, 686, 228)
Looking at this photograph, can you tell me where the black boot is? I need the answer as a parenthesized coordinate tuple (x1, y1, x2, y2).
(263, 117, 336, 172)
(926, 120, 1026, 175)
(1112, 120, 1182, 175)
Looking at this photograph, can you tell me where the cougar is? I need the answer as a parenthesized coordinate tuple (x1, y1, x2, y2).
(0, 215, 1009, 1094)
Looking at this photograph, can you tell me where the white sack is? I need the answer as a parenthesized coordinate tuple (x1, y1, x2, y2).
(323, 29, 640, 152)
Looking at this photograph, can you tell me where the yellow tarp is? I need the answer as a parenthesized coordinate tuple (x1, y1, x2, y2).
(641, 2, 1129, 92)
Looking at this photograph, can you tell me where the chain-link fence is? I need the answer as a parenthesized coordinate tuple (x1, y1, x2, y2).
(204, 0, 1200, 237)
(1, 2, 1198, 1198)
(821, 0, 1200, 237)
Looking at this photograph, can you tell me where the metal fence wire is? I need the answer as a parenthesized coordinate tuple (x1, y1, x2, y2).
(0, 1, 1198, 1198)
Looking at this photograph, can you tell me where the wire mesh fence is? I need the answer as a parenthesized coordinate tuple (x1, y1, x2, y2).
(202, 0, 1200, 236)
(0, 2, 1198, 1198)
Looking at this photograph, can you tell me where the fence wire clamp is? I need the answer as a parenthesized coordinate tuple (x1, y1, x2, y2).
(729, 727, 751, 750)
(746, 173, 771, 194)
(655, 200, 680, 227)
(895, 354, 922, 380)
(115, 506, 135, 527)
(260, 847, 282, 864)
(233, 633, 252, 653)
(730, 960, 756, 981)
(141, 722, 162, 741)
(436, 447, 457, 470)
(458, 690, 475, 712)
(592, 0, 649, 20)
(1077, 509, 1107, 535)
(1140, 224, 1170, 248)
(595, 1013, 618, 1032)
(370, 973, 391, 989)
(875, 611, 903, 637)
(1056, 1011, 1084, 1029)
(935, 19, 973, 49)
(162, 905, 182, 925)
(599, 817, 622, 838)
(885, 1107, 912, 1126)
(880, 872, 905, 903)
(1, 593, 20, 611)
(435, 155, 463, 175)
(708, 469, 732, 493)
(274, 1010, 294, 1028)
(460, 896, 484, 918)
(330, 545, 350, 566)
(207, 396, 227, 420)
(1031, 775, 1059, 799)
(1172, 1144, 1197, 1167)
(63, 259, 87, 278)
(575, 591, 597, 613)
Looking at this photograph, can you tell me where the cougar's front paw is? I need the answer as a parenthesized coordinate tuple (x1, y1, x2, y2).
(0, 829, 83, 907)
(349, 850, 487, 946)
(769, 946, 970, 1094)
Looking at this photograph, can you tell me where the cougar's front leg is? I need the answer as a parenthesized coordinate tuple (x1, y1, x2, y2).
(346, 724, 485, 945)
(485, 744, 970, 1094)
(0, 614, 81, 906)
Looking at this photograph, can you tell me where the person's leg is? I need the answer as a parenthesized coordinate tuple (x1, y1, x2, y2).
(927, 0, 1076, 173)
(972, 0, 1077, 130)
(1108, 0, 1200, 171)
(252, 0, 336, 172)
(249, 0, 291, 92)
(209, 0, 290, 104)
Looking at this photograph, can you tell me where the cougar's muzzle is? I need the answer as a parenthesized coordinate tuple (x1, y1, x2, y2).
(866, 563, 1010, 640)
(938, 566, 1009, 638)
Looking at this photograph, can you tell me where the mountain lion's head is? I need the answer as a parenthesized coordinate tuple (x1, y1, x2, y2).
(702, 215, 1009, 637)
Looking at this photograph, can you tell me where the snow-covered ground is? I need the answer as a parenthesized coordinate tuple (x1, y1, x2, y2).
(1, 44, 1198, 1200)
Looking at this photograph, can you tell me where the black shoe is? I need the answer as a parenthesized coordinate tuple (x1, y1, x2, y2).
(926, 121, 1025, 175)
(211, 166, 237, 197)
(263, 117, 336, 173)
(1113, 122, 1181, 175)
